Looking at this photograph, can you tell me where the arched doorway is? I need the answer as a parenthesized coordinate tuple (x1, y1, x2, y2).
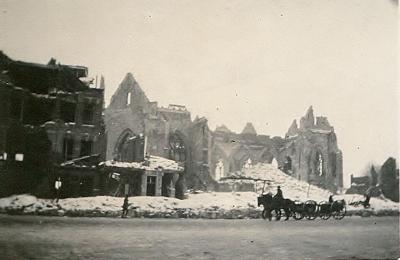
(114, 129, 134, 161)
(168, 132, 188, 199)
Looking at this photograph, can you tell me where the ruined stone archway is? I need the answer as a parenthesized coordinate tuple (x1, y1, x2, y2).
(260, 148, 276, 163)
(113, 129, 134, 161)
(283, 156, 293, 174)
(168, 131, 190, 198)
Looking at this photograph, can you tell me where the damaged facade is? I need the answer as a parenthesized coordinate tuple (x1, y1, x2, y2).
(106, 74, 344, 194)
(0, 52, 106, 197)
(0, 51, 343, 197)
(105, 73, 215, 198)
(279, 106, 343, 191)
(211, 107, 343, 192)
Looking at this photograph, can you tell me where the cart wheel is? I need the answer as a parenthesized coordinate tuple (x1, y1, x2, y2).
(332, 207, 346, 220)
(262, 208, 268, 220)
(318, 201, 331, 220)
(304, 200, 318, 220)
(331, 201, 346, 220)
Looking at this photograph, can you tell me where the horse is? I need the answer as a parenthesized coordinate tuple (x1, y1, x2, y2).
(258, 193, 294, 221)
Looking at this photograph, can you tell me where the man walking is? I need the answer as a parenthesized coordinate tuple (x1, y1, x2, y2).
(54, 177, 62, 203)
(122, 195, 129, 218)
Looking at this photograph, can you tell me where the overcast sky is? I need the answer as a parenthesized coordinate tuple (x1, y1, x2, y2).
(0, 0, 398, 186)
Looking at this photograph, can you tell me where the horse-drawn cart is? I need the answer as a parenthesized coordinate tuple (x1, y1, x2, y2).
(257, 193, 346, 221)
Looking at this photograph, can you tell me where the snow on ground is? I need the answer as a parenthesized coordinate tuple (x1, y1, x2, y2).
(0, 194, 58, 214)
(0, 163, 398, 218)
(0, 191, 398, 218)
(336, 194, 400, 212)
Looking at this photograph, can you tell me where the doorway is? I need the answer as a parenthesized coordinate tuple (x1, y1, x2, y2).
(146, 176, 156, 196)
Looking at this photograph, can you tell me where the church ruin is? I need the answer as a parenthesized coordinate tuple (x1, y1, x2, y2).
(105, 73, 215, 198)
(105, 73, 343, 194)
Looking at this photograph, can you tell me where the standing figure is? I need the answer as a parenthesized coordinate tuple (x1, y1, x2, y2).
(122, 195, 129, 218)
(54, 177, 62, 203)
(363, 193, 371, 208)
(274, 186, 284, 208)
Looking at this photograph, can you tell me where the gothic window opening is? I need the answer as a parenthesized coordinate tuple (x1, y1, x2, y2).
(316, 152, 324, 176)
(82, 102, 95, 124)
(126, 92, 131, 106)
(215, 159, 224, 180)
(169, 134, 186, 162)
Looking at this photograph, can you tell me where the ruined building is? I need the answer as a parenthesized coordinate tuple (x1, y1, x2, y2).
(106, 74, 343, 193)
(0, 52, 106, 197)
(105, 73, 215, 198)
(211, 106, 343, 192)
(279, 106, 343, 191)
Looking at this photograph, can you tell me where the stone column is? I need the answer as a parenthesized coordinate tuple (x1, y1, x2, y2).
(169, 173, 179, 198)
(155, 170, 163, 196)
(140, 171, 147, 196)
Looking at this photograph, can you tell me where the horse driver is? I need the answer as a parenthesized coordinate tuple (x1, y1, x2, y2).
(274, 186, 284, 202)
(329, 195, 334, 203)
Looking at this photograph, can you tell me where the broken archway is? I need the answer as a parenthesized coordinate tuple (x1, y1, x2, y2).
(168, 131, 189, 199)
(113, 129, 134, 161)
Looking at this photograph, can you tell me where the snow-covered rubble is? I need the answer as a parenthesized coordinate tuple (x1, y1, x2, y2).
(99, 155, 184, 172)
(0, 163, 398, 218)
(222, 163, 333, 201)
(0, 194, 59, 215)
(0, 191, 398, 218)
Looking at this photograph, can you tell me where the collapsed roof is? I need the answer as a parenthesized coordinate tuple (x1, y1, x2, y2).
(0, 51, 90, 94)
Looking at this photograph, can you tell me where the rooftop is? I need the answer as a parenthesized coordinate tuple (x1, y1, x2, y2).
(100, 155, 184, 173)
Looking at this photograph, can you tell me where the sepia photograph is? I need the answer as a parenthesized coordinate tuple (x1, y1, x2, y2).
(0, 0, 399, 259)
